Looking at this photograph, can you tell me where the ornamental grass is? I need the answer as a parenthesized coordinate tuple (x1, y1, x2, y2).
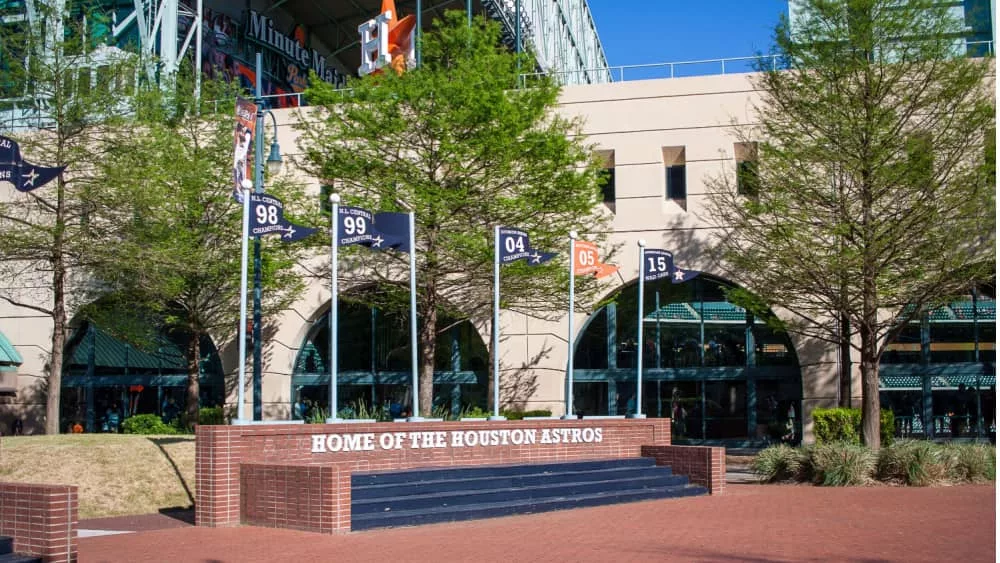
(753, 441, 996, 487)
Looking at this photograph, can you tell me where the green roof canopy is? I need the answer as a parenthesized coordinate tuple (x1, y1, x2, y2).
(0, 330, 23, 371)
(67, 325, 188, 372)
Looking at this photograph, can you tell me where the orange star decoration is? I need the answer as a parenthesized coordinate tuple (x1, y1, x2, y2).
(381, 0, 416, 75)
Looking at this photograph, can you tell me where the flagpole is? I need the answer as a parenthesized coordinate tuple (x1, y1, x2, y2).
(630, 240, 647, 418)
(326, 193, 341, 423)
(489, 226, 505, 420)
(234, 181, 252, 425)
(407, 210, 423, 421)
(562, 230, 578, 419)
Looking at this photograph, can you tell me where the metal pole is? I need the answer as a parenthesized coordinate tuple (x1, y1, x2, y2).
(562, 231, 577, 419)
(252, 52, 264, 421)
(194, 0, 202, 104)
(327, 194, 341, 423)
(515, 0, 521, 54)
(489, 225, 505, 420)
(655, 290, 661, 368)
(973, 288, 982, 438)
(416, 0, 422, 67)
(235, 183, 251, 424)
(631, 240, 646, 418)
(467, 0, 472, 26)
(407, 211, 422, 420)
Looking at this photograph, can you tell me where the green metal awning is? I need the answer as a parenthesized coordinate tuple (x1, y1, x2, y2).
(67, 325, 188, 372)
(0, 330, 23, 371)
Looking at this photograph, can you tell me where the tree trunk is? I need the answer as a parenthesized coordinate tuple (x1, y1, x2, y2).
(839, 313, 852, 408)
(185, 332, 201, 427)
(418, 301, 437, 418)
(46, 256, 66, 435)
(859, 332, 881, 449)
(860, 278, 881, 449)
(46, 175, 68, 435)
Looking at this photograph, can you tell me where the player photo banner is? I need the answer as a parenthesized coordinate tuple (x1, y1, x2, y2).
(232, 98, 257, 202)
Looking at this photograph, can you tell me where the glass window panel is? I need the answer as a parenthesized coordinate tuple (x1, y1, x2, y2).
(883, 323, 922, 364)
(573, 308, 607, 369)
(979, 323, 995, 362)
(704, 381, 746, 439)
(930, 322, 977, 363)
(666, 165, 686, 199)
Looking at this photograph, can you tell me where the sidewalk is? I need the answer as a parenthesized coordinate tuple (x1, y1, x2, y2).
(78, 484, 995, 562)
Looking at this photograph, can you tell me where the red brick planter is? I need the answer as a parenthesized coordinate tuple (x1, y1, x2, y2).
(197, 418, 722, 533)
(0, 482, 78, 562)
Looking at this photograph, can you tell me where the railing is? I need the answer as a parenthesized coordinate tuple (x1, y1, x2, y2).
(520, 55, 783, 87)
(895, 414, 993, 438)
(521, 39, 995, 87)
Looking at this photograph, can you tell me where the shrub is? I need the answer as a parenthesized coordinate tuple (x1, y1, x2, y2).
(943, 443, 996, 483)
(198, 407, 226, 426)
(812, 407, 894, 446)
(807, 442, 875, 486)
(877, 440, 951, 486)
(503, 410, 553, 421)
(459, 406, 492, 419)
(751, 444, 805, 482)
(122, 414, 177, 435)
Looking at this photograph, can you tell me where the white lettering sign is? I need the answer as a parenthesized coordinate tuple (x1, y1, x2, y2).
(357, 11, 392, 76)
(310, 427, 604, 453)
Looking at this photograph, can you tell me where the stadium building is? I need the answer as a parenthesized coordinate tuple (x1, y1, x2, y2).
(0, 0, 994, 444)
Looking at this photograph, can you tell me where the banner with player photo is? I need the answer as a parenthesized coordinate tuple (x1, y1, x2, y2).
(232, 98, 257, 202)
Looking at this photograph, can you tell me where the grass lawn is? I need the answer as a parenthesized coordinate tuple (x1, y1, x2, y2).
(0, 434, 195, 519)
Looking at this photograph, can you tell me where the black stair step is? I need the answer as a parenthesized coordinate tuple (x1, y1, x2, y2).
(0, 537, 11, 556)
(352, 465, 673, 500)
(351, 458, 656, 487)
(352, 474, 690, 514)
(0, 553, 43, 563)
(352, 484, 708, 530)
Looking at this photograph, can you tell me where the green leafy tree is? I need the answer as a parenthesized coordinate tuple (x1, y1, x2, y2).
(87, 77, 320, 425)
(0, 4, 144, 434)
(298, 12, 610, 416)
(706, 0, 995, 449)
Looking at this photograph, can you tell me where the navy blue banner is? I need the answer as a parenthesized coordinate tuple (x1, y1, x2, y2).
(0, 135, 65, 192)
(337, 206, 377, 246)
(249, 192, 317, 242)
(499, 227, 555, 265)
(335, 207, 412, 252)
(372, 211, 412, 253)
(643, 248, 700, 284)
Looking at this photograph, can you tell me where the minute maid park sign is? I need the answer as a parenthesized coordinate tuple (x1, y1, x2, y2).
(245, 0, 415, 89)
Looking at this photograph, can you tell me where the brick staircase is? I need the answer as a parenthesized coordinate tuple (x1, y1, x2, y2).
(0, 536, 41, 563)
(351, 458, 707, 531)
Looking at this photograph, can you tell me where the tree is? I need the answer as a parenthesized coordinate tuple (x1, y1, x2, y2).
(0, 3, 144, 434)
(87, 77, 319, 426)
(298, 12, 610, 417)
(706, 0, 995, 449)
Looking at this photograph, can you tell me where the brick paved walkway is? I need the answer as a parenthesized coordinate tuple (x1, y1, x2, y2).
(80, 484, 994, 563)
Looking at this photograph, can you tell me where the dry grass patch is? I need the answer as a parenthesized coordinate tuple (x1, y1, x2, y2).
(0, 434, 194, 519)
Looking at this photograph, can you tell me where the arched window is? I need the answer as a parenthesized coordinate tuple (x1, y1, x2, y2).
(61, 320, 223, 433)
(292, 298, 488, 420)
(572, 274, 801, 444)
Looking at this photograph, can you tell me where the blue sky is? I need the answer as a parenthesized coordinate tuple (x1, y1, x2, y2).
(587, 1, 789, 68)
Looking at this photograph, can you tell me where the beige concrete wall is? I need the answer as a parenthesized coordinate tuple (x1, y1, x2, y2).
(0, 72, 841, 440)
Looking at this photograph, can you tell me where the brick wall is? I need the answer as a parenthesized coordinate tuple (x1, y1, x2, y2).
(241, 463, 350, 533)
(640, 445, 726, 495)
(0, 483, 78, 562)
(198, 418, 672, 528)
